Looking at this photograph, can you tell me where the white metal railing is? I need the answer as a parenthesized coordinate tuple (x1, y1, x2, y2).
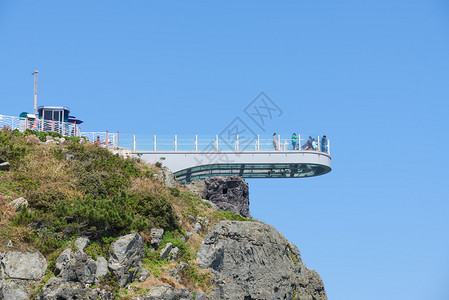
(0, 114, 82, 137)
(0, 114, 119, 148)
(81, 131, 118, 148)
(117, 134, 330, 155)
(0, 114, 330, 154)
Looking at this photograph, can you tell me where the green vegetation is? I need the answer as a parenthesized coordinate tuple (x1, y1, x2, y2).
(0, 127, 252, 294)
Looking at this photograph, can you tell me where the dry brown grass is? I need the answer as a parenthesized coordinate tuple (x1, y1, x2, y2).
(0, 197, 33, 252)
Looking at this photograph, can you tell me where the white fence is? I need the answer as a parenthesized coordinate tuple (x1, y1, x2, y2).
(1, 114, 330, 153)
(117, 134, 330, 154)
(0, 114, 118, 147)
(0, 114, 82, 137)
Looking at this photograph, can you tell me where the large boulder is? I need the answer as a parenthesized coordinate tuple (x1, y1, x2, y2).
(0, 280, 29, 300)
(39, 277, 112, 300)
(108, 233, 145, 287)
(205, 176, 250, 217)
(133, 285, 196, 300)
(196, 221, 327, 300)
(157, 167, 178, 188)
(149, 228, 164, 249)
(186, 179, 207, 199)
(54, 237, 106, 284)
(7, 197, 28, 212)
(0, 251, 47, 300)
(1, 251, 47, 280)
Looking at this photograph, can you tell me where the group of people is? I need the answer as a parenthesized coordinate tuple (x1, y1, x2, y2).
(272, 133, 328, 153)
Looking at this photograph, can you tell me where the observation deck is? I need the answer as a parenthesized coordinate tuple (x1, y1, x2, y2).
(128, 135, 332, 183)
(0, 113, 331, 183)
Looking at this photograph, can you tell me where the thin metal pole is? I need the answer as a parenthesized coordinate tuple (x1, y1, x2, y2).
(236, 135, 239, 151)
(133, 135, 136, 151)
(317, 136, 320, 152)
(328, 140, 330, 155)
(174, 135, 177, 151)
(215, 135, 218, 151)
(195, 135, 198, 151)
(278, 134, 281, 151)
(106, 131, 109, 146)
(257, 135, 260, 150)
(154, 135, 157, 151)
(117, 131, 119, 148)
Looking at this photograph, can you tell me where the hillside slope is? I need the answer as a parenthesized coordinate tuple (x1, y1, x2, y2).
(0, 128, 326, 300)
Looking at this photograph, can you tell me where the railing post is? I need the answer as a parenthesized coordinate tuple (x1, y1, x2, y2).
(298, 134, 301, 150)
(328, 140, 330, 155)
(174, 135, 177, 151)
(317, 136, 320, 152)
(133, 135, 136, 151)
(236, 135, 239, 151)
(215, 135, 218, 151)
(257, 135, 260, 151)
(195, 135, 198, 151)
(117, 131, 119, 148)
(106, 131, 109, 146)
(278, 134, 281, 151)
(154, 135, 157, 151)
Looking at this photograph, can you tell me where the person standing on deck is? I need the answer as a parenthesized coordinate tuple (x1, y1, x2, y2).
(273, 133, 278, 150)
(291, 133, 298, 150)
(321, 135, 328, 153)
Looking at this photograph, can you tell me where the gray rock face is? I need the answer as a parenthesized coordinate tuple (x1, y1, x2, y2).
(2, 251, 47, 280)
(57, 248, 97, 284)
(158, 167, 178, 188)
(1, 280, 29, 300)
(196, 221, 327, 300)
(159, 242, 172, 260)
(186, 179, 207, 199)
(108, 233, 145, 287)
(39, 277, 112, 300)
(134, 285, 193, 300)
(55, 238, 106, 284)
(8, 197, 28, 211)
(193, 216, 209, 234)
(149, 228, 164, 248)
(138, 269, 151, 282)
(74, 236, 89, 251)
(95, 256, 108, 280)
(205, 176, 250, 217)
(0, 251, 47, 300)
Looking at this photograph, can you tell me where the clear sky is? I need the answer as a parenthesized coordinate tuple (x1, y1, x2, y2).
(1, 1, 449, 299)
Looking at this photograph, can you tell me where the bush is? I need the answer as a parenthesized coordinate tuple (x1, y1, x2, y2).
(55, 194, 148, 235)
(28, 188, 66, 210)
(128, 193, 180, 232)
(0, 128, 28, 164)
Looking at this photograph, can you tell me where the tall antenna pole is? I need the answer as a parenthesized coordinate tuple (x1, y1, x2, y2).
(32, 70, 39, 115)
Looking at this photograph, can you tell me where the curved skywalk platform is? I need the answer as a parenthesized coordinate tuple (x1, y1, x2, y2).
(130, 135, 332, 183)
(137, 150, 331, 183)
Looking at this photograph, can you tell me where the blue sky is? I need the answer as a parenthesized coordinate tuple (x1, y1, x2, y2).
(1, 1, 449, 299)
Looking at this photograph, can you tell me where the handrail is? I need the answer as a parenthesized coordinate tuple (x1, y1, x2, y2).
(0, 114, 118, 148)
(119, 134, 331, 155)
(0, 114, 330, 154)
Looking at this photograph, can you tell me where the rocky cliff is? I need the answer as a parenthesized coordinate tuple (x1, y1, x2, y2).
(197, 221, 327, 300)
(0, 129, 326, 299)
